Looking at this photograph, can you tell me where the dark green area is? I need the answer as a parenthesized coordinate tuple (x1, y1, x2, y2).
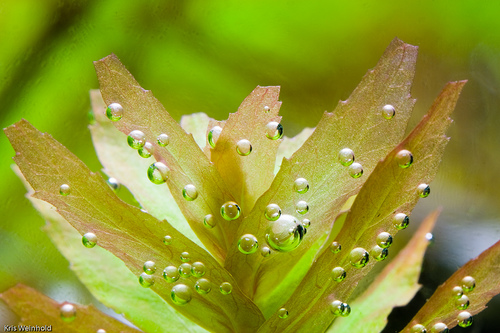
(1, 0, 499, 330)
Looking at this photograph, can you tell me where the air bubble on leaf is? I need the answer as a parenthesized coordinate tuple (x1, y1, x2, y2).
(106, 177, 120, 192)
(331, 267, 347, 282)
(278, 308, 289, 319)
(410, 324, 427, 333)
(139, 272, 154, 288)
(220, 201, 241, 221)
(265, 121, 284, 140)
(147, 162, 170, 184)
(295, 200, 309, 214)
(393, 213, 410, 230)
(143, 261, 156, 275)
(220, 282, 233, 295)
(82, 232, 97, 248)
(180, 252, 190, 262)
(348, 163, 363, 178)
(171, 284, 192, 305)
(302, 219, 311, 228)
(371, 245, 389, 261)
(59, 184, 71, 196)
(330, 241, 342, 253)
(452, 286, 464, 299)
(179, 263, 192, 278)
(455, 294, 470, 310)
(191, 262, 206, 278)
(330, 300, 344, 316)
(127, 130, 146, 149)
(238, 234, 259, 254)
(182, 184, 198, 201)
(236, 139, 252, 156)
(203, 214, 216, 229)
(461, 276, 476, 292)
(97, 329, 106, 333)
(417, 183, 430, 198)
(340, 303, 351, 316)
(138, 142, 153, 158)
(430, 322, 448, 333)
(60, 303, 76, 322)
(381, 104, 396, 120)
(106, 103, 123, 121)
(395, 149, 413, 168)
(265, 204, 282, 221)
(263, 105, 270, 112)
(457, 311, 473, 328)
(208, 126, 222, 148)
(425, 233, 434, 243)
(349, 247, 369, 268)
(163, 266, 180, 282)
(260, 246, 271, 257)
(157, 133, 170, 147)
(163, 235, 173, 245)
(195, 278, 211, 294)
(338, 148, 355, 166)
(265, 214, 306, 252)
(294, 177, 309, 194)
(376, 232, 393, 248)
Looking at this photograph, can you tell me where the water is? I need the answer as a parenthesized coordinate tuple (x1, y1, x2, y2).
(381, 104, 395, 120)
(220, 201, 241, 221)
(171, 284, 192, 305)
(182, 184, 198, 201)
(82, 232, 97, 248)
(139, 273, 154, 288)
(195, 278, 211, 294)
(266, 214, 305, 252)
(331, 267, 346, 282)
(295, 200, 309, 214)
(203, 214, 216, 229)
(191, 262, 206, 277)
(265, 121, 284, 140)
(60, 303, 76, 322)
(157, 133, 170, 147)
(265, 204, 282, 221)
(208, 126, 222, 148)
(393, 213, 410, 230)
(293, 177, 309, 194)
(143, 261, 156, 275)
(348, 163, 363, 178)
(59, 184, 71, 196)
(163, 266, 180, 282)
(338, 148, 355, 166)
(349, 247, 369, 268)
(238, 234, 259, 254)
(147, 162, 170, 184)
(127, 130, 146, 149)
(395, 149, 413, 168)
(220, 282, 233, 295)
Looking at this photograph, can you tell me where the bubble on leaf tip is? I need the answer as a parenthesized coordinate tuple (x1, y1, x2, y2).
(208, 126, 222, 148)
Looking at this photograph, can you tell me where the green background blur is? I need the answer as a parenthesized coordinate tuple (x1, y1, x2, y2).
(1, 0, 499, 331)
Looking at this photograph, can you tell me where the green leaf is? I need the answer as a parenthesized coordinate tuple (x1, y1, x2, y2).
(225, 38, 418, 304)
(0, 284, 140, 332)
(14, 165, 206, 333)
(210, 86, 282, 213)
(94, 54, 240, 262)
(400, 240, 500, 332)
(328, 210, 440, 333)
(257, 81, 466, 333)
(89, 90, 204, 250)
(4, 120, 264, 333)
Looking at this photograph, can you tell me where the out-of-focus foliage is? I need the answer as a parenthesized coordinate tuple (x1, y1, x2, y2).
(1, 0, 499, 329)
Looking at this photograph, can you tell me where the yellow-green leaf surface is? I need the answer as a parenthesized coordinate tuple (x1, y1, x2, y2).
(401, 239, 500, 332)
(225, 38, 418, 305)
(274, 127, 315, 174)
(258, 81, 466, 333)
(210, 86, 282, 213)
(180, 112, 211, 150)
(89, 90, 203, 249)
(5, 120, 264, 333)
(94, 54, 238, 262)
(14, 165, 205, 333)
(0, 284, 140, 332)
(328, 210, 440, 333)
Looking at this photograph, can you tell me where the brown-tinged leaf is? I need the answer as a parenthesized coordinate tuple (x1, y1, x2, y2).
(14, 165, 206, 333)
(257, 81, 466, 333)
(94, 54, 238, 261)
(328, 210, 440, 333)
(210, 86, 282, 213)
(4, 120, 264, 333)
(225, 38, 418, 302)
(0, 284, 140, 332)
(401, 239, 500, 332)
(89, 90, 204, 249)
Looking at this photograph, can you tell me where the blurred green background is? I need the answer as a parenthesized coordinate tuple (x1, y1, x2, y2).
(1, 0, 499, 331)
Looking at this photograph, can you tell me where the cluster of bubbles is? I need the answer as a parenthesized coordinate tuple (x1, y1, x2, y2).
(411, 276, 476, 332)
(207, 106, 283, 157)
(338, 148, 363, 178)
